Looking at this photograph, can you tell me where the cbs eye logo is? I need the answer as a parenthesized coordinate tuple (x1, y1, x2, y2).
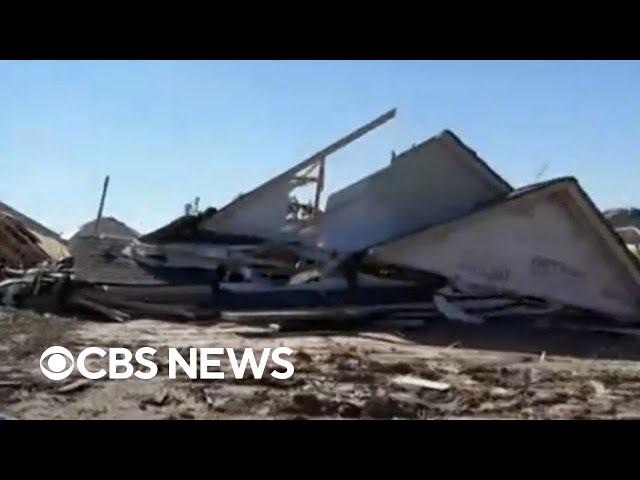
(40, 346, 75, 380)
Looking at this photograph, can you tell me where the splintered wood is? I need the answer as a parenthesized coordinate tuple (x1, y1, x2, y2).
(0, 213, 49, 275)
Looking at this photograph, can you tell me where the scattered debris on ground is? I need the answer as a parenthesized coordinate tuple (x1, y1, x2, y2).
(2, 308, 640, 419)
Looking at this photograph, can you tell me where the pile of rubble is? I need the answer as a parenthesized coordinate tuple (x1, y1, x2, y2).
(0, 201, 70, 307)
(0, 212, 51, 274)
(2, 109, 640, 333)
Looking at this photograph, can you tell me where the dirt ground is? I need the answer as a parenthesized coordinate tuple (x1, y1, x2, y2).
(2, 306, 640, 419)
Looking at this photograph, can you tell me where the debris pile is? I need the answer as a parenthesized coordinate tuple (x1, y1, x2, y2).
(0, 200, 69, 263)
(2, 108, 640, 333)
(0, 212, 51, 274)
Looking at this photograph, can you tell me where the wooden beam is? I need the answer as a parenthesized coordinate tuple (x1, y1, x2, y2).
(94, 175, 110, 236)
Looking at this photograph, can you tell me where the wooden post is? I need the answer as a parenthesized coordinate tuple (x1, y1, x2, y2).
(94, 175, 110, 236)
(313, 158, 325, 217)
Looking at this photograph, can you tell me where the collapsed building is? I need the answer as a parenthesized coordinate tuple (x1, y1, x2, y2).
(0, 212, 51, 274)
(0, 200, 69, 264)
(368, 178, 640, 320)
(2, 109, 640, 329)
(0, 201, 68, 277)
(0, 201, 69, 308)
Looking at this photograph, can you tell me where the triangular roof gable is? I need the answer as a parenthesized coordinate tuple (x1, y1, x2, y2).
(316, 129, 513, 253)
(369, 177, 640, 319)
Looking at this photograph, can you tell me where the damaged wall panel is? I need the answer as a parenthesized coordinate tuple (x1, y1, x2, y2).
(369, 178, 640, 320)
(199, 173, 304, 240)
(312, 130, 513, 253)
(198, 109, 396, 241)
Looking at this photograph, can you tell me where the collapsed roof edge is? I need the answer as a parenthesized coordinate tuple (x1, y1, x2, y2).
(0, 200, 68, 245)
(326, 128, 513, 213)
(367, 176, 640, 318)
(438, 129, 513, 192)
(365, 177, 564, 252)
(370, 175, 640, 281)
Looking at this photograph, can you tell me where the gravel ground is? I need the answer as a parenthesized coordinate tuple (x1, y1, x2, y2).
(2, 307, 640, 419)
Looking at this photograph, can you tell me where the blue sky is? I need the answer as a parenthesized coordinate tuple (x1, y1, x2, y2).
(1, 60, 639, 236)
